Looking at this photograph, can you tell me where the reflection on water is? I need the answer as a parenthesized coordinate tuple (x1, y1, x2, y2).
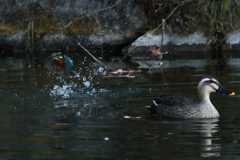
(0, 52, 240, 159)
(196, 119, 220, 157)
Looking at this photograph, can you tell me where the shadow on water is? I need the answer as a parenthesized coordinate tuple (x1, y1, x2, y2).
(0, 51, 240, 159)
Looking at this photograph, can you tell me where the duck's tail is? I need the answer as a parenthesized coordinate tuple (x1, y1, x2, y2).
(152, 100, 159, 106)
(145, 100, 158, 108)
(145, 100, 159, 114)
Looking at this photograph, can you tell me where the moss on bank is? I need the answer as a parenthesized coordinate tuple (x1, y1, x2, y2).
(3, 2, 58, 38)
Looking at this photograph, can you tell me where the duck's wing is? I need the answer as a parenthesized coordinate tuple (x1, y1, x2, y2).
(154, 94, 197, 106)
(150, 94, 199, 118)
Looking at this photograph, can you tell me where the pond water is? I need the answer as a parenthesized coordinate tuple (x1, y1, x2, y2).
(0, 51, 240, 159)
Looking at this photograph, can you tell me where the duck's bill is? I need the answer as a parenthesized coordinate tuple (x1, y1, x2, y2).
(216, 86, 235, 95)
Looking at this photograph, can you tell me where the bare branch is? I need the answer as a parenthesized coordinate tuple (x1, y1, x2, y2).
(127, 0, 190, 55)
(77, 42, 116, 71)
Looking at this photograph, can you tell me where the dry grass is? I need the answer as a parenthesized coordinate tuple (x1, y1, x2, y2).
(0, 24, 17, 35)
(66, 18, 97, 35)
(33, 15, 58, 38)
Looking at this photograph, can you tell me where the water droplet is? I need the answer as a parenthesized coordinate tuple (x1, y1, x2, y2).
(104, 137, 109, 141)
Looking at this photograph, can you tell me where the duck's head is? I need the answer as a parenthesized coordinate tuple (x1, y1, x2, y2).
(197, 76, 235, 100)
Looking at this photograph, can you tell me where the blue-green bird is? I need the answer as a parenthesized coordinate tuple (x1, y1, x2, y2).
(47, 52, 76, 75)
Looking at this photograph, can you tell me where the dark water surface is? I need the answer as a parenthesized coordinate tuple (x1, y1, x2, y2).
(0, 52, 240, 159)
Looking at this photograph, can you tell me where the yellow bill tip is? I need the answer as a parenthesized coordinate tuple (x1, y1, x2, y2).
(229, 92, 235, 96)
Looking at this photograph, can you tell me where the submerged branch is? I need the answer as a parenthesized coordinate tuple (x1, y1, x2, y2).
(77, 42, 116, 71)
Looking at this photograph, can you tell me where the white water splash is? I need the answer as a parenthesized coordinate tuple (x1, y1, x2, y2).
(50, 83, 77, 99)
(83, 81, 91, 88)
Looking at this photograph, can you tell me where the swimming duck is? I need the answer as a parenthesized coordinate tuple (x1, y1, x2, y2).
(146, 76, 235, 119)
(47, 52, 76, 75)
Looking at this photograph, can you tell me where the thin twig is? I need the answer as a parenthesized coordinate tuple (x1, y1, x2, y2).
(13, 30, 27, 53)
(78, 42, 116, 71)
(122, 0, 190, 61)
(93, 13, 103, 51)
(160, 19, 165, 50)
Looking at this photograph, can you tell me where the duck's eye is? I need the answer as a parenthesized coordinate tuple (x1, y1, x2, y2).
(204, 80, 218, 86)
(205, 79, 215, 83)
(206, 80, 220, 88)
(204, 80, 211, 83)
